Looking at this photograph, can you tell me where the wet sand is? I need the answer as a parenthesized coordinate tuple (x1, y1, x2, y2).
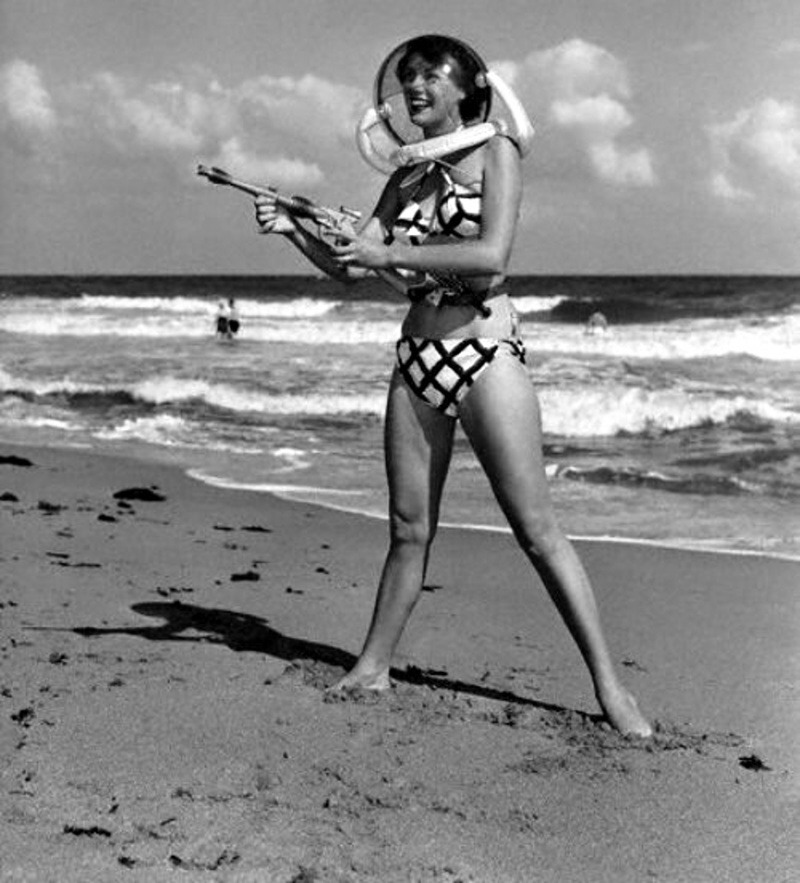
(1, 444, 797, 882)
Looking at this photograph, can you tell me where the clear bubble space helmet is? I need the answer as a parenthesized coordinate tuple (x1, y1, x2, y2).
(356, 34, 534, 174)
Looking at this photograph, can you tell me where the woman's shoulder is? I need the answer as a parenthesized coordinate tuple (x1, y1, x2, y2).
(485, 131, 523, 159)
(479, 132, 523, 184)
(454, 133, 520, 179)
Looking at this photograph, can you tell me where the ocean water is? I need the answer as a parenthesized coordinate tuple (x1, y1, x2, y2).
(1, 274, 798, 559)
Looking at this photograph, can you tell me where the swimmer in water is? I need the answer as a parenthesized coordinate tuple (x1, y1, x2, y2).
(585, 311, 609, 335)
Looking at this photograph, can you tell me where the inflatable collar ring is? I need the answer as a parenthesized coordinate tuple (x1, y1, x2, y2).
(356, 35, 534, 174)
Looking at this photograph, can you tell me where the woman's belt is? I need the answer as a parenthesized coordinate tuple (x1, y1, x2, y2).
(406, 273, 503, 317)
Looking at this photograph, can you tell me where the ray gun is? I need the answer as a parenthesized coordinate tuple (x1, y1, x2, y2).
(196, 164, 490, 315)
(196, 164, 362, 239)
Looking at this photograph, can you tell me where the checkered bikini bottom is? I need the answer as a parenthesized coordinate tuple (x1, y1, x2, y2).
(396, 336, 526, 418)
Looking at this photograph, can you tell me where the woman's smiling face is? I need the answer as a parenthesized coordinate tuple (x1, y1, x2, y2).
(399, 53, 466, 134)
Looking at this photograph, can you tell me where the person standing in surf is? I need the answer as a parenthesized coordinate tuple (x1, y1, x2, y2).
(226, 297, 241, 339)
(254, 34, 651, 736)
(214, 300, 229, 338)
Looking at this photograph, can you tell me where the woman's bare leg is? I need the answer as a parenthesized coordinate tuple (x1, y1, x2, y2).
(330, 370, 456, 691)
(460, 356, 652, 736)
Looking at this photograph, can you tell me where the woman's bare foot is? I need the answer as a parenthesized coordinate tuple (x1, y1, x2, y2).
(596, 685, 652, 737)
(328, 665, 392, 693)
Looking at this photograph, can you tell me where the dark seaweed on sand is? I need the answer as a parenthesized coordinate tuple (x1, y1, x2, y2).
(113, 487, 166, 502)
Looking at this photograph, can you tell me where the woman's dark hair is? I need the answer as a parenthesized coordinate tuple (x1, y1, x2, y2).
(395, 35, 490, 123)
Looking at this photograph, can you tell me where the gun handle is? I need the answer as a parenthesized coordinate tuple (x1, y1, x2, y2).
(375, 269, 412, 294)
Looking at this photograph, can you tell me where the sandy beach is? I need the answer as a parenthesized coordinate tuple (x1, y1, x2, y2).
(1, 443, 797, 882)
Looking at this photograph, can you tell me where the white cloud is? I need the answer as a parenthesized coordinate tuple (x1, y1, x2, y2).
(2, 61, 366, 188)
(709, 171, 751, 202)
(3, 45, 658, 193)
(236, 73, 363, 146)
(551, 94, 632, 131)
(589, 143, 655, 187)
(72, 71, 238, 154)
(0, 59, 57, 136)
(519, 39, 631, 102)
(707, 98, 800, 204)
(775, 39, 800, 56)
(496, 39, 655, 187)
(681, 41, 712, 56)
(211, 137, 323, 189)
(94, 74, 205, 151)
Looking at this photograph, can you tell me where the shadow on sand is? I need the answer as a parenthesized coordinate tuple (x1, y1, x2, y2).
(64, 600, 579, 718)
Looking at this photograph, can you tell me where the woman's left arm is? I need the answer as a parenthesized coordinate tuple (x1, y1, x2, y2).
(334, 136, 522, 277)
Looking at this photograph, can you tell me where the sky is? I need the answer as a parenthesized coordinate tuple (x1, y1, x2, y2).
(1, 0, 799, 275)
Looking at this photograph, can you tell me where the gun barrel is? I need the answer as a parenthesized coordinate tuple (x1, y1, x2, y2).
(197, 163, 362, 230)
(197, 165, 272, 199)
(223, 179, 267, 198)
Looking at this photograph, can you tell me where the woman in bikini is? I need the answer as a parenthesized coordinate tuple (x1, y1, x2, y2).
(255, 34, 651, 736)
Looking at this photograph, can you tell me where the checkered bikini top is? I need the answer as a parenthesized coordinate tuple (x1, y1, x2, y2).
(388, 164, 482, 246)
